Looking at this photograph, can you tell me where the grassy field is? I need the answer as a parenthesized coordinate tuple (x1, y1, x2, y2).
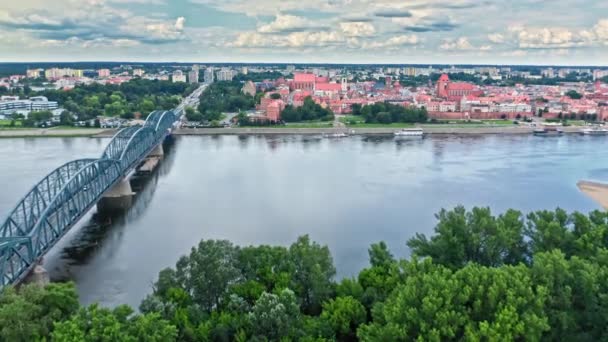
(280, 121, 334, 128)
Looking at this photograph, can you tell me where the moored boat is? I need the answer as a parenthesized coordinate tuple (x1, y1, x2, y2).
(394, 128, 424, 138)
(581, 126, 608, 135)
(534, 125, 563, 136)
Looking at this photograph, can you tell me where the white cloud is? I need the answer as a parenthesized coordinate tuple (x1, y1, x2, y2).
(229, 30, 343, 48)
(257, 14, 310, 33)
(175, 17, 185, 31)
(487, 33, 504, 43)
(362, 34, 419, 49)
(339, 22, 375, 37)
(440, 37, 473, 50)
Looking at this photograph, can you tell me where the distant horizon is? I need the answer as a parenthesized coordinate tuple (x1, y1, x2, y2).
(1, 61, 608, 69)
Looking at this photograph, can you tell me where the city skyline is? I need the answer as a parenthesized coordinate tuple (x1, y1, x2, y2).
(1, 0, 608, 65)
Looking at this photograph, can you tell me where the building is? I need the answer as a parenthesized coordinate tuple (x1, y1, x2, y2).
(0, 96, 59, 115)
(133, 69, 145, 77)
(172, 70, 187, 83)
(26, 69, 43, 78)
(204, 67, 215, 83)
(188, 69, 199, 84)
(291, 73, 316, 91)
(44, 68, 83, 80)
(97, 69, 111, 78)
(242, 81, 256, 97)
(436, 74, 483, 100)
(241, 67, 248, 75)
(216, 68, 234, 81)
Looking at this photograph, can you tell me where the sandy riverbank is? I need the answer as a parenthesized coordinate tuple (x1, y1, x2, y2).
(577, 181, 608, 209)
(0, 128, 113, 138)
(174, 126, 585, 135)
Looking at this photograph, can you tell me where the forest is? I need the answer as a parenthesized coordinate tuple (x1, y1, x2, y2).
(280, 97, 334, 122)
(2, 206, 608, 341)
(196, 81, 256, 122)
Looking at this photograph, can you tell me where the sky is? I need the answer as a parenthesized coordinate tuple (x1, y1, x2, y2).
(1, 0, 608, 65)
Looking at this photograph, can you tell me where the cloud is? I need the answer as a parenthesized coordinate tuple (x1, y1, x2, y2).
(392, 16, 458, 32)
(339, 22, 375, 37)
(229, 30, 343, 48)
(175, 17, 185, 31)
(257, 14, 314, 33)
(440, 37, 474, 50)
(362, 34, 420, 49)
(501, 19, 608, 49)
(373, 10, 412, 18)
(487, 33, 504, 43)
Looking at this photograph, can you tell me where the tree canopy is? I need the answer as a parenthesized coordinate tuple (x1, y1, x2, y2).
(4, 207, 608, 341)
(281, 97, 334, 122)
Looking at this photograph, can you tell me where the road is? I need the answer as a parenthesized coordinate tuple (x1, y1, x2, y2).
(175, 84, 207, 121)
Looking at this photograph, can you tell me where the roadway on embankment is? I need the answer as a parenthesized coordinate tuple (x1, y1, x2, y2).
(0, 128, 112, 138)
(172, 126, 585, 135)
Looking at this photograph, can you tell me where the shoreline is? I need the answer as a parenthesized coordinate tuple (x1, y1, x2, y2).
(577, 181, 608, 209)
(173, 126, 584, 136)
(0, 126, 590, 138)
(0, 128, 113, 138)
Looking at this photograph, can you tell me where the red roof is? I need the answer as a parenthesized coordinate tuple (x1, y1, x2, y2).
(294, 73, 316, 82)
(315, 83, 342, 92)
(438, 74, 450, 82)
(447, 82, 476, 91)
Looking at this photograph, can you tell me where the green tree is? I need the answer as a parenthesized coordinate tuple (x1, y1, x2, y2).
(0, 282, 79, 341)
(565, 90, 582, 99)
(289, 235, 336, 315)
(407, 206, 527, 268)
(249, 289, 300, 340)
(321, 296, 366, 341)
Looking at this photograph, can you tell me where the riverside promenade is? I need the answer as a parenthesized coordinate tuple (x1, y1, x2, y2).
(173, 125, 585, 136)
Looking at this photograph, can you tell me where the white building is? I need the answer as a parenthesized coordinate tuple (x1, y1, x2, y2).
(98, 69, 111, 78)
(0, 96, 59, 115)
(172, 70, 187, 83)
(204, 67, 215, 83)
(133, 69, 145, 77)
(216, 68, 234, 81)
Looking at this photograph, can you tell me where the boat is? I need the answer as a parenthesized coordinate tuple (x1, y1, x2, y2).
(581, 126, 608, 136)
(394, 128, 424, 138)
(324, 132, 349, 139)
(534, 125, 563, 136)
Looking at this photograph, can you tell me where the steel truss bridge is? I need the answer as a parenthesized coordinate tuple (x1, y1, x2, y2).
(0, 110, 177, 289)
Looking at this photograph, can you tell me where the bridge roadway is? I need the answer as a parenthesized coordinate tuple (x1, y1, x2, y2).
(0, 109, 178, 289)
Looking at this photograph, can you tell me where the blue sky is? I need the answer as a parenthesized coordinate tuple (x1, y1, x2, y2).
(1, 0, 608, 65)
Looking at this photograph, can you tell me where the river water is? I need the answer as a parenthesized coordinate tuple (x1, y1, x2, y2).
(0, 134, 606, 308)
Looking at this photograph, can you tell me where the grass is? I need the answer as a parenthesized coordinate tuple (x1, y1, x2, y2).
(347, 122, 415, 128)
(281, 121, 334, 128)
(481, 120, 517, 125)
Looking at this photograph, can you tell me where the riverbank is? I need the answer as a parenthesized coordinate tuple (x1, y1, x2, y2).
(174, 125, 585, 135)
(0, 128, 112, 138)
(577, 181, 608, 209)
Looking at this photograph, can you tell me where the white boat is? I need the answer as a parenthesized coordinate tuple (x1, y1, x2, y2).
(394, 128, 424, 137)
(324, 132, 349, 139)
(581, 126, 608, 135)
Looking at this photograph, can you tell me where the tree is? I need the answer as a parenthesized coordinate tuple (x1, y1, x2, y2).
(51, 304, 177, 342)
(59, 111, 74, 126)
(289, 235, 336, 315)
(565, 90, 582, 99)
(368, 242, 395, 269)
(29, 110, 53, 124)
(0, 283, 79, 341)
(358, 260, 549, 341)
(170, 239, 241, 312)
(407, 206, 527, 268)
(270, 93, 282, 100)
(321, 296, 366, 341)
(249, 289, 300, 340)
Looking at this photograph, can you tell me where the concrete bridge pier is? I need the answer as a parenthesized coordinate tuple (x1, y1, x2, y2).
(97, 178, 135, 213)
(22, 263, 50, 287)
(149, 143, 164, 158)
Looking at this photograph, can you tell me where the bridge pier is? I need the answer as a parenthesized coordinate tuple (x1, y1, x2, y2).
(22, 264, 50, 287)
(97, 178, 134, 213)
(149, 144, 164, 158)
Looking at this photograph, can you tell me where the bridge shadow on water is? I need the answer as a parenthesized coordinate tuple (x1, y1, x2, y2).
(43, 137, 179, 282)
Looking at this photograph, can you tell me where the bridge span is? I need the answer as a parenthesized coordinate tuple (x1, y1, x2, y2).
(0, 110, 177, 289)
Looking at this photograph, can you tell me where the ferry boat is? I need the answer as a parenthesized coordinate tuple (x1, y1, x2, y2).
(534, 125, 563, 136)
(394, 128, 424, 138)
(581, 126, 608, 136)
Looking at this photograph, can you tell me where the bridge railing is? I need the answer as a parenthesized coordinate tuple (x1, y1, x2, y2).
(0, 110, 176, 288)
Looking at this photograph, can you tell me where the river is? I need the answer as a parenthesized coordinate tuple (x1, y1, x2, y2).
(0, 134, 606, 308)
